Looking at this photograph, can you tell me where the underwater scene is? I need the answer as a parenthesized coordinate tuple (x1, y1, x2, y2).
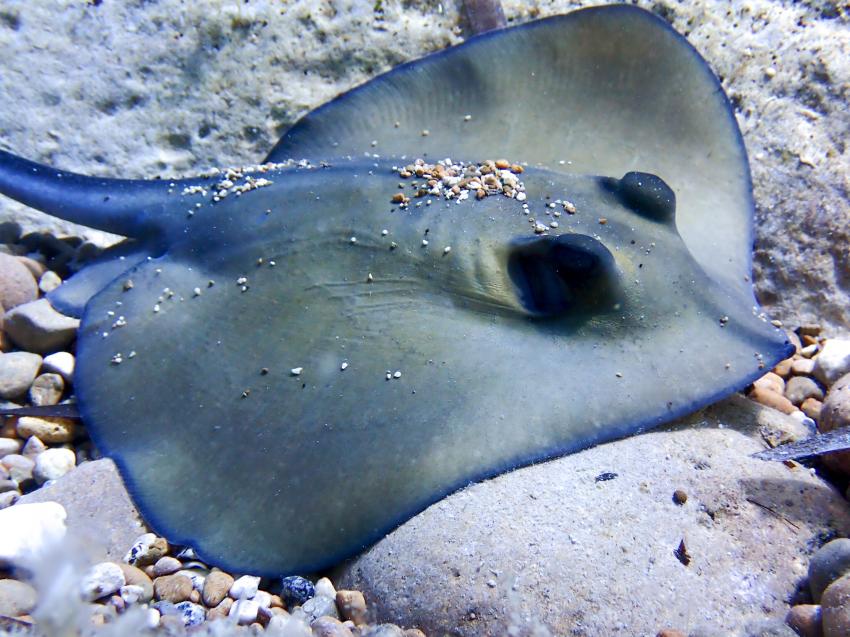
(0, 0, 848, 635)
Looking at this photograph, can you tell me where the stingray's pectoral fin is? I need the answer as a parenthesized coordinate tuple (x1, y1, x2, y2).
(0, 148, 204, 239)
(507, 233, 622, 319)
(48, 240, 164, 317)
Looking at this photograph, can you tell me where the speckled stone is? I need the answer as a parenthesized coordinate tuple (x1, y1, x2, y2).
(0, 352, 42, 400)
(280, 575, 315, 608)
(81, 562, 126, 601)
(118, 563, 154, 603)
(16, 415, 76, 443)
(3, 299, 79, 353)
(28, 372, 64, 406)
(0, 579, 37, 617)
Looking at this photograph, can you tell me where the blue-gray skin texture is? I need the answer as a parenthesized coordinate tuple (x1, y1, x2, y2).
(0, 5, 791, 575)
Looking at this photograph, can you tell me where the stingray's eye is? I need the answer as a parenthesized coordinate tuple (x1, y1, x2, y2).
(604, 172, 676, 223)
(507, 233, 621, 318)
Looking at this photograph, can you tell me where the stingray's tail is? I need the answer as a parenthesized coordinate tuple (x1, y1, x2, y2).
(0, 148, 198, 239)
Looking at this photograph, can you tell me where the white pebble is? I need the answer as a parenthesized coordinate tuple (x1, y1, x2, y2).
(314, 577, 336, 599)
(254, 589, 272, 609)
(813, 339, 850, 385)
(230, 574, 261, 600)
(0, 502, 67, 566)
(516, 192, 527, 202)
(393, 371, 402, 379)
(340, 362, 349, 371)
(290, 367, 303, 376)
(81, 562, 126, 601)
(120, 584, 146, 605)
(42, 352, 75, 381)
(33, 448, 76, 484)
(146, 608, 161, 629)
(229, 598, 260, 624)
(443, 246, 452, 255)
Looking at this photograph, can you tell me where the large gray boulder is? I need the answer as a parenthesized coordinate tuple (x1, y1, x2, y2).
(0, 0, 846, 333)
(336, 396, 850, 636)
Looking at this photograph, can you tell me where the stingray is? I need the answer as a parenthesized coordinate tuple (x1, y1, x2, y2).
(0, 5, 791, 575)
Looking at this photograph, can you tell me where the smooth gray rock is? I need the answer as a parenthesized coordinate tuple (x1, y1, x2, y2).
(19, 458, 148, 562)
(0, 351, 42, 400)
(0, 579, 37, 617)
(337, 396, 850, 636)
(3, 299, 79, 353)
(0, 1, 846, 333)
(809, 539, 850, 603)
(784, 376, 824, 405)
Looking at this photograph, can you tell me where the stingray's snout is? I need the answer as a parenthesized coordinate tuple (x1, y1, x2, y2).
(507, 233, 623, 319)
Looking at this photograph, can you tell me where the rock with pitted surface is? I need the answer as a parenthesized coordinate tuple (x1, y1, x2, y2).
(338, 397, 850, 636)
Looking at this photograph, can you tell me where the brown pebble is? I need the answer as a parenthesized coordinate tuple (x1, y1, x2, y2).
(786, 604, 822, 637)
(391, 193, 406, 203)
(153, 573, 193, 603)
(753, 371, 785, 394)
(792, 358, 816, 376)
(672, 489, 687, 505)
(207, 597, 234, 621)
(117, 563, 153, 603)
(818, 373, 850, 474)
(799, 325, 822, 337)
(749, 386, 796, 415)
(510, 164, 523, 174)
(802, 398, 823, 421)
(0, 253, 38, 310)
(598, 218, 607, 225)
(802, 334, 819, 347)
(312, 616, 354, 637)
(336, 590, 367, 626)
(494, 159, 510, 170)
(15, 416, 76, 443)
(404, 630, 427, 637)
(773, 358, 793, 378)
(822, 572, 850, 636)
(656, 631, 686, 637)
(28, 373, 64, 407)
(202, 570, 234, 608)
(270, 594, 284, 609)
(190, 589, 200, 604)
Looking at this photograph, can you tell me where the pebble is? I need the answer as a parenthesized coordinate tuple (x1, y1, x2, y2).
(3, 298, 80, 353)
(42, 351, 75, 381)
(177, 568, 205, 591)
(749, 386, 796, 415)
(37, 270, 62, 294)
(125, 533, 169, 567)
(0, 579, 37, 617)
(754, 372, 785, 394)
(814, 340, 850, 386)
(0, 479, 17, 493)
(336, 590, 368, 625)
(2, 453, 35, 485)
(0, 437, 22, 456)
(154, 573, 194, 603)
(16, 416, 76, 443)
(33, 447, 76, 483)
(21, 436, 47, 459)
(817, 373, 850, 474)
(146, 607, 161, 629)
(230, 574, 261, 599)
(81, 561, 126, 601)
(0, 252, 38, 310)
(15, 256, 46, 279)
(152, 555, 182, 576)
(361, 624, 406, 637)
(0, 490, 19, 509)
(821, 572, 850, 637)
(175, 601, 206, 627)
(118, 563, 154, 602)
(302, 594, 340, 623)
(773, 358, 793, 378)
(312, 616, 355, 637)
(809, 538, 850, 602)
(280, 575, 315, 607)
(229, 598, 260, 624)
(120, 584, 146, 605)
(0, 351, 43, 400)
(203, 570, 234, 607)
(801, 398, 823, 421)
(28, 373, 64, 406)
(207, 597, 234, 621)
(792, 358, 816, 376)
(784, 376, 823, 405)
(801, 344, 820, 358)
(785, 604, 822, 637)
(315, 576, 337, 599)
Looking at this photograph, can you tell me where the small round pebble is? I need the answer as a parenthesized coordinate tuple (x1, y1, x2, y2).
(203, 570, 234, 607)
(154, 573, 193, 603)
(302, 594, 339, 623)
(125, 533, 169, 567)
(672, 489, 687, 505)
(28, 373, 64, 406)
(120, 584, 146, 605)
(312, 616, 354, 637)
(315, 576, 337, 599)
(21, 436, 47, 459)
(809, 538, 850, 602)
(41, 351, 75, 381)
(153, 556, 182, 577)
(229, 598, 260, 624)
(81, 562, 126, 601)
(3, 298, 80, 353)
(280, 575, 315, 608)
(336, 590, 367, 625)
(175, 601, 206, 627)
(33, 447, 76, 484)
(784, 376, 824, 405)
(0, 252, 38, 311)
(785, 604, 822, 637)
(749, 386, 796, 415)
(117, 563, 154, 602)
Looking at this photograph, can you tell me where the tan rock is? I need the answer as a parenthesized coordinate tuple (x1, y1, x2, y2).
(336, 590, 367, 625)
(202, 570, 234, 608)
(773, 358, 793, 378)
(792, 358, 816, 376)
(117, 563, 153, 602)
(753, 372, 785, 395)
(0, 253, 37, 311)
(152, 555, 181, 577)
(801, 398, 823, 422)
(748, 386, 796, 415)
(16, 416, 76, 443)
(785, 604, 822, 637)
(153, 573, 193, 603)
(207, 597, 234, 621)
(822, 573, 850, 637)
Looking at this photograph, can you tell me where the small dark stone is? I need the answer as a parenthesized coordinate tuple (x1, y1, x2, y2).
(672, 489, 688, 505)
(279, 575, 315, 608)
(595, 472, 618, 482)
